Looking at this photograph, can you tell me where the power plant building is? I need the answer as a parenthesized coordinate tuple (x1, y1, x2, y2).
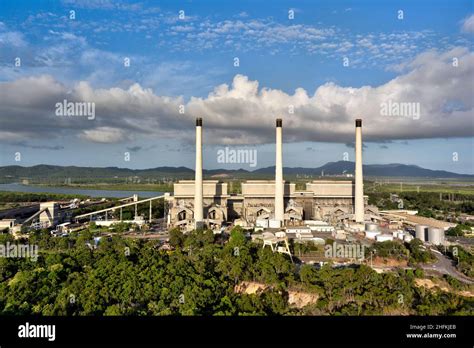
(167, 118, 373, 231)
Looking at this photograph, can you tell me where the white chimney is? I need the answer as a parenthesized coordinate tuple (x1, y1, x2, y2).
(354, 119, 364, 222)
(274, 118, 284, 225)
(194, 118, 203, 229)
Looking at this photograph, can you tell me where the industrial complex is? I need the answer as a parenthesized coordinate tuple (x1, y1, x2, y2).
(0, 118, 463, 260)
(167, 118, 374, 231)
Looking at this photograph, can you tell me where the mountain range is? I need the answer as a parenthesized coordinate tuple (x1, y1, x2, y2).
(0, 161, 472, 181)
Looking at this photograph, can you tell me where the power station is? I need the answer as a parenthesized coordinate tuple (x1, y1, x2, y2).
(167, 118, 377, 231)
(0, 117, 453, 250)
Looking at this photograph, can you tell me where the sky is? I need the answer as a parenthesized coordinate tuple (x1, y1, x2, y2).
(0, 0, 473, 173)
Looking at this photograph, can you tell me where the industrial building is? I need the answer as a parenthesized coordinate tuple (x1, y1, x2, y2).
(378, 210, 453, 246)
(415, 224, 445, 245)
(380, 211, 456, 230)
(167, 118, 377, 231)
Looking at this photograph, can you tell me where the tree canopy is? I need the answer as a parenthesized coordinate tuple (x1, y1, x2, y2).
(0, 226, 472, 316)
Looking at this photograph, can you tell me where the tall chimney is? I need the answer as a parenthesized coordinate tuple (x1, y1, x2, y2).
(354, 119, 364, 223)
(274, 118, 284, 225)
(194, 118, 203, 229)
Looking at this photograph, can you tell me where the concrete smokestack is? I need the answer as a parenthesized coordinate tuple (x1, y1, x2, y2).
(194, 118, 203, 229)
(354, 119, 364, 222)
(274, 118, 284, 225)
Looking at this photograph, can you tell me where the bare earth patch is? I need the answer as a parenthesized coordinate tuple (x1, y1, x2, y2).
(234, 281, 318, 308)
(371, 256, 408, 267)
(415, 278, 474, 297)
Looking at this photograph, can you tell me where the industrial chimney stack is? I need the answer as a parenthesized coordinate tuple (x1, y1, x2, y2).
(194, 118, 204, 229)
(354, 119, 364, 223)
(274, 118, 284, 225)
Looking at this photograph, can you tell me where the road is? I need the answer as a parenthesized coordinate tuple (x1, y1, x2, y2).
(421, 249, 473, 285)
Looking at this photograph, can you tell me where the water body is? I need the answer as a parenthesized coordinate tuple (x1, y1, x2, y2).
(0, 183, 162, 199)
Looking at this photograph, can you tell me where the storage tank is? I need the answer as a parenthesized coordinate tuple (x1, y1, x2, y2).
(365, 230, 381, 240)
(365, 223, 379, 232)
(268, 219, 281, 228)
(375, 234, 393, 242)
(256, 219, 269, 228)
(415, 225, 428, 241)
(427, 227, 444, 245)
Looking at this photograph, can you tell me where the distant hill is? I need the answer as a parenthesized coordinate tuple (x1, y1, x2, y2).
(0, 161, 472, 181)
(253, 161, 473, 178)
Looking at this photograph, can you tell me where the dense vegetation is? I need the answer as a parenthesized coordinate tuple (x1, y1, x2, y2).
(446, 224, 472, 237)
(1, 163, 472, 191)
(0, 165, 194, 183)
(368, 191, 474, 217)
(0, 191, 89, 203)
(442, 245, 474, 278)
(364, 239, 435, 266)
(0, 227, 472, 316)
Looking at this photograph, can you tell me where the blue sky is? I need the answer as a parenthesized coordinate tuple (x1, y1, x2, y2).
(0, 0, 473, 173)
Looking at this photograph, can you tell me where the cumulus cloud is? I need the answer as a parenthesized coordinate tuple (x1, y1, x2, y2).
(0, 48, 472, 146)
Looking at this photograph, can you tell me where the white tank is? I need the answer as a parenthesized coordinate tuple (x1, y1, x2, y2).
(376, 234, 393, 242)
(365, 223, 378, 232)
(256, 219, 269, 228)
(415, 225, 428, 241)
(365, 230, 381, 240)
(269, 219, 281, 228)
(427, 227, 444, 245)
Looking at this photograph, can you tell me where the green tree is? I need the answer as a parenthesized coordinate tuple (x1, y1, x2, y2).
(169, 228, 185, 248)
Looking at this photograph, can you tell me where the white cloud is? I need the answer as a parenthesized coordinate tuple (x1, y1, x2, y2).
(79, 127, 128, 143)
(461, 14, 474, 33)
(8, 8, 451, 70)
(0, 48, 472, 146)
(157, 17, 438, 68)
(170, 25, 195, 33)
(0, 31, 26, 47)
(61, 0, 143, 11)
